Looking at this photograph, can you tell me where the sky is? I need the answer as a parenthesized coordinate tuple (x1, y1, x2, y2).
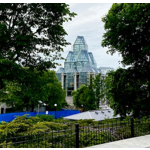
(55, 3, 123, 71)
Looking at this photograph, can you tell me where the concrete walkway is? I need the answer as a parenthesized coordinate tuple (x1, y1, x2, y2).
(87, 134, 150, 148)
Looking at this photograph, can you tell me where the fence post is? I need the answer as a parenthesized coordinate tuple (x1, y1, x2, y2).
(131, 118, 134, 137)
(75, 124, 79, 148)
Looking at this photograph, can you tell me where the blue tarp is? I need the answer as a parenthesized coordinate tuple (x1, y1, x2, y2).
(0, 110, 81, 122)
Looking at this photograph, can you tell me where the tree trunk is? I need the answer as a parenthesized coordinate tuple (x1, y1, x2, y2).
(12, 102, 14, 112)
(31, 102, 34, 112)
(0, 77, 4, 90)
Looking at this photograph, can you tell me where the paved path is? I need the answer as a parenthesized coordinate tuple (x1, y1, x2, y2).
(87, 134, 150, 148)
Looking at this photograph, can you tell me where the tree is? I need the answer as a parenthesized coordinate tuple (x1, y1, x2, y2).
(1, 70, 67, 112)
(84, 75, 96, 111)
(102, 3, 150, 117)
(102, 3, 150, 82)
(93, 73, 105, 108)
(105, 68, 150, 118)
(0, 3, 76, 90)
(0, 80, 22, 112)
(72, 74, 104, 111)
(72, 84, 87, 110)
(37, 70, 67, 111)
(102, 3, 150, 68)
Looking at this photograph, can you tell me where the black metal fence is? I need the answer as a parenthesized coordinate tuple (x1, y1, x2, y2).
(0, 117, 150, 148)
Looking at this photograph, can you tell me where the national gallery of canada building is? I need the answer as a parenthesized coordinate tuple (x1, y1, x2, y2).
(56, 36, 113, 98)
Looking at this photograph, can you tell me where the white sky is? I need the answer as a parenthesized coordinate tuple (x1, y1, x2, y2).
(55, 3, 123, 71)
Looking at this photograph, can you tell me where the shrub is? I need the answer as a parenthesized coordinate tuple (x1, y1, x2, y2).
(36, 114, 54, 122)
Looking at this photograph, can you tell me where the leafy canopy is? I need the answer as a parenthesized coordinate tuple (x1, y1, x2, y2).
(0, 3, 76, 89)
(72, 73, 105, 111)
(102, 3, 150, 68)
(105, 69, 150, 118)
(0, 70, 67, 111)
(102, 3, 150, 118)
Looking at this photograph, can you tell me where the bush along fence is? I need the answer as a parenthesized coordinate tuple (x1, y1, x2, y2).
(0, 117, 150, 148)
(0, 110, 81, 122)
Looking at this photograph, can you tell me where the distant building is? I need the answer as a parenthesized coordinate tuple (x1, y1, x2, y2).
(56, 36, 113, 104)
(98, 67, 114, 75)
(0, 103, 11, 114)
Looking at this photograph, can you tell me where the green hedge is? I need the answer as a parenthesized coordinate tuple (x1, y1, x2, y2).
(0, 115, 150, 148)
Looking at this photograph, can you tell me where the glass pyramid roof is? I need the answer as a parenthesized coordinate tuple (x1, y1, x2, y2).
(57, 67, 65, 73)
(80, 65, 95, 73)
(65, 51, 75, 62)
(66, 67, 78, 73)
(73, 36, 88, 60)
(97, 68, 102, 73)
(92, 68, 100, 73)
(77, 50, 92, 62)
(56, 36, 102, 74)
(88, 52, 97, 68)
(73, 36, 88, 46)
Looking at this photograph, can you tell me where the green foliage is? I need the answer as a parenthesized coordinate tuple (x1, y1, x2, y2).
(79, 130, 115, 147)
(0, 70, 67, 112)
(0, 3, 76, 111)
(102, 3, 150, 118)
(0, 80, 22, 111)
(0, 141, 14, 148)
(0, 115, 150, 148)
(77, 119, 100, 126)
(72, 73, 105, 111)
(36, 114, 54, 122)
(84, 75, 96, 110)
(102, 3, 150, 67)
(72, 84, 87, 109)
(93, 73, 105, 108)
(29, 122, 68, 134)
(0, 3, 76, 73)
(0, 115, 68, 138)
(38, 70, 67, 111)
(105, 68, 150, 118)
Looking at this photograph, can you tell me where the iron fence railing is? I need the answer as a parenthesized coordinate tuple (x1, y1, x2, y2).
(0, 117, 150, 148)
